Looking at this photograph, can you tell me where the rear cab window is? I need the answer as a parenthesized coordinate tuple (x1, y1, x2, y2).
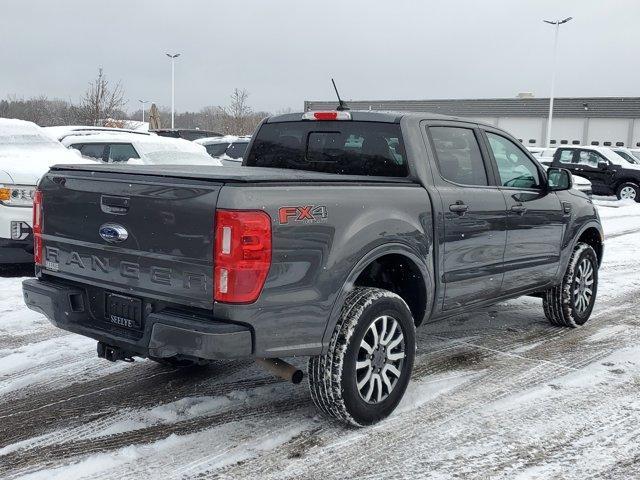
(428, 126, 488, 186)
(245, 121, 408, 177)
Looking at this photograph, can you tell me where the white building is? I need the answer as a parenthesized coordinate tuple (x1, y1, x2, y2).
(304, 97, 640, 148)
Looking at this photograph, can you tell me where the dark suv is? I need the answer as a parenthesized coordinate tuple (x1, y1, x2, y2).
(550, 146, 640, 201)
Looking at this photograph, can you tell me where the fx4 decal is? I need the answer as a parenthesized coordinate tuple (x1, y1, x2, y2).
(279, 205, 328, 224)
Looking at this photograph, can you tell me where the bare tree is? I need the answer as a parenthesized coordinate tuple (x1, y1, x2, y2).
(78, 68, 126, 126)
(220, 88, 255, 135)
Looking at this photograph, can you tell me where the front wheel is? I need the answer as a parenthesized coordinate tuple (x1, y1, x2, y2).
(543, 242, 598, 327)
(308, 287, 416, 427)
(616, 182, 639, 202)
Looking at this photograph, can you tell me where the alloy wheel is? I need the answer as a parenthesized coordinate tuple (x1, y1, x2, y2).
(573, 258, 595, 315)
(356, 315, 406, 404)
(620, 186, 637, 200)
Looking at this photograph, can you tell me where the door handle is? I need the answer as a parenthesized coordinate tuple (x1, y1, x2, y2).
(449, 202, 469, 215)
(511, 204, 527, 215)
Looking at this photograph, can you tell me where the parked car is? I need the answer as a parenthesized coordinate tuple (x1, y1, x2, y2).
(152, 129, 223, 141)
(195, 135, 251, 165)
(60, 132, 221, 166)
(628, 149, 640, 163)
(536, 148, 558, 164)
(44, 126, 153, 142)
(23, 110, 603, 426)
(0, 119, 94, 264)
(550, 145, 640, 201)
(612, 147, 640, 165)
(525, 146, 546, 158)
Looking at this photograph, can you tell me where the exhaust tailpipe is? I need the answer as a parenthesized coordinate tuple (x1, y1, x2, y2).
(256, 358, 304, 384)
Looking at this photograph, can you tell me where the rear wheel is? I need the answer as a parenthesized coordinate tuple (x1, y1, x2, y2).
(308, 287, 416, 427)
(543, 242, 598, 327)
(616, 182, 639, 202)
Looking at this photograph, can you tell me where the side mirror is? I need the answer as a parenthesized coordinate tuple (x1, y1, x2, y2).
(597, 160, 608, 170)
(547, 167, 573, 191)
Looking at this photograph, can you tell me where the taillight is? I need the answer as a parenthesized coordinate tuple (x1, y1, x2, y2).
(302, 111, 351, 121)
(214, 210, 272, 303)
(33, 189, 43, 265)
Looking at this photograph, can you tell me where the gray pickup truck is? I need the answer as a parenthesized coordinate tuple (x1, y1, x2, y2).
(23, 110, 603, 426)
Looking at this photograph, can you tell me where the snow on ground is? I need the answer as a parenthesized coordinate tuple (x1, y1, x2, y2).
(1, 197, 640, 479)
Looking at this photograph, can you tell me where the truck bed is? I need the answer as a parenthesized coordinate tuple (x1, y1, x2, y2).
(50, 164, 416, 184)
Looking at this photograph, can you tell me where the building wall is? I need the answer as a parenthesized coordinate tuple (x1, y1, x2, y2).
(546, 118, 585, 146)
(587, 119, 630, 147)
(495, 117, 545, 145)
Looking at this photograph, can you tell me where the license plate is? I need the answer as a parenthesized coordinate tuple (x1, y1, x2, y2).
(105, 293, 143, 330)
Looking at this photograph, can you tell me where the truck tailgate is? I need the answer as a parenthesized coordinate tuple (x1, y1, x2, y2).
(38, 170, 221, 309)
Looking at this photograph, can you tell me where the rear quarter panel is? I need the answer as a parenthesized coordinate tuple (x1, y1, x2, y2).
(214, 183, 433, 357)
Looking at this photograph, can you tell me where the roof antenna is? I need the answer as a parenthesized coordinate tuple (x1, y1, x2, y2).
(331, 78, 349, 111)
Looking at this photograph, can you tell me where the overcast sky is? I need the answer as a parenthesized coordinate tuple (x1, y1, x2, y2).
(1, 0, 638, 114)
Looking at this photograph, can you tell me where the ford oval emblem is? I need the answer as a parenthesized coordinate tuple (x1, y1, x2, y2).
(99, 223, 129, 243)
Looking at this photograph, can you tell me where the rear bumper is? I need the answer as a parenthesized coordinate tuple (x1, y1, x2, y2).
(0, 237, 33, 264)
(22, 278, 253, 360)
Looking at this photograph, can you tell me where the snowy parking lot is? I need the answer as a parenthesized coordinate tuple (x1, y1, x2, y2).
(1, 197, 639, 479)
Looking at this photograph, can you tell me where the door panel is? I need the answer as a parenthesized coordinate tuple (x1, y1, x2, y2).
(501, 189, 564, 292)
(439, 185, 507, 310)
(425, 124, 507, 311)
(482, 130, 565, 292)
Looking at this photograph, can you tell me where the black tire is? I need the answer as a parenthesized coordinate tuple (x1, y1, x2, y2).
(616, 182, 639, 202)
(308, 287, 416, 427)
(543, 242, 598, 327)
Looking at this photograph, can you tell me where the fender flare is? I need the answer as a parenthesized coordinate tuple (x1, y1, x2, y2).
(319, 242, 434, 353)
(563, 220, 604, 271)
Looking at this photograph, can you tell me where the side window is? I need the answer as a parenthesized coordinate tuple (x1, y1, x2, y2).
(577, 150, 602, 168)
(429, 127, 488, 186)
(558, 149, 574, 164)
(226, 142, 248, 159)
(108, 144, 139, 163)
(79, 143, 106, 160)
(486, 132, 541, 189)
(205, 143, 230, 157)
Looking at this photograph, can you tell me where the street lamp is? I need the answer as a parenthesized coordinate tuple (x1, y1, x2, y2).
(543, 17, 573, 148)
(138, 99, 149, 123)
(165, 53, 181, 129)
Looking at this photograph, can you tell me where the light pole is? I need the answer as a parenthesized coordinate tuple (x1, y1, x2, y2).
(543, 17, 572, 148)
(166, 53, 181, 129)
(138, 99, 149, 123)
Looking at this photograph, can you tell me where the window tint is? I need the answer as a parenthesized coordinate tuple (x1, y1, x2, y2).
(429, 127, 487, 186)
(603, 141, 612, 146)
(108, 143, 139, 163)
(226, 141, 249, 159)
(577, 150, 602, 168)
(205, 143, 229, 157)
(558, 149, 574, 164)
(246, 121, 408, 177)
(591, 141, 600, 146)
(572, 140, 580, 145)
(616, 142, 624, 147)
(486, 132, 540, 189)
(550, 139, 557, 145)
(560, 140, 568, 145)
(79, 143, 106, 160)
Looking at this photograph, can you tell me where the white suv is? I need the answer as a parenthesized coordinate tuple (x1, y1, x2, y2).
(0, 119, 93, 264)
(60, 132, 221, 166)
